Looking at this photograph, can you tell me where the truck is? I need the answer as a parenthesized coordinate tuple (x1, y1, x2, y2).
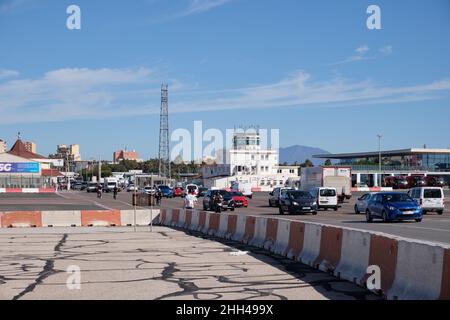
(300, 166, 352, 202)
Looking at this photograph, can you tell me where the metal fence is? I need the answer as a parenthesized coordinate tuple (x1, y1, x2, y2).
(0, 175, 52, 188)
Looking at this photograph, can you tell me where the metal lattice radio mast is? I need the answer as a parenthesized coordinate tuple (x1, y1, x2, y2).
(158, 83, 171, 178)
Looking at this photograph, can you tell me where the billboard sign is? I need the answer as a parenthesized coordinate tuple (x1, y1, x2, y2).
(0, 162, 40, 173)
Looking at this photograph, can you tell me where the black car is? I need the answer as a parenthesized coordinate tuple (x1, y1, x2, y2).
(197, 187, 208, 198)
(203, 189, 235, 211)
(278, 190, 318, 215)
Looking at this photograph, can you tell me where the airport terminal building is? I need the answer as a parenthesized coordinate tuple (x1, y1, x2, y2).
(314, 148, 450, 187)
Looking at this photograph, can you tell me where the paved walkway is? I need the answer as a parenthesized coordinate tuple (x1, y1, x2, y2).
(0, 227, 378, 300)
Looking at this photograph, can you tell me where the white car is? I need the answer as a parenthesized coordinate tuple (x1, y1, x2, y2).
(354, 193, 372, 214)
(142, 186, 156, 195)
(309, 187, 338, 211)
(408, 187, 444, 215)
(127, 184, 138, 192)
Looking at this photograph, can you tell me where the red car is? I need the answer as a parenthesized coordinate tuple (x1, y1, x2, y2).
(230, 191, 248, 208)
(173, 187, 184, 197)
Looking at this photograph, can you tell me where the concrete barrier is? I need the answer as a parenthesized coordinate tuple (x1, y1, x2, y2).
(314, 226, 343, 272)
(231, 214, 246, 242)
(388, 240, 446, 300)
(334, 228, 371, 285)
(177, 209, 186, 228)
(242, 216, 256, 244)
(120, 210, 156, 226)
(41, 211, 81, 227)
(368, 234, 398, 294)
(155, 207, 450, 300)
(22, 188, 39, 193)
(441, 249, 450, 300)
(81, 210, 121, 227)
(171, 209, 180, 227)
(188, 210, 200, 231)
(298, 223, 321, 266)
(0, 188, 5, 193)
(263, 218, 279, 251)
(286, 221, 305, 259)
(215, 213, 229, 237)
(159, 208, 167, 224)
(249, 217, 267, 248)
(226, 214, 237, 240)
(207, 213, 221, 236)
(272, 219, 290, 256)
(1, 211, 42, 228)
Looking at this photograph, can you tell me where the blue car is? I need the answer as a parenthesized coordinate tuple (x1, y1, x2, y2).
(366, 192, 423, 223)
(158, 185, 173, 198)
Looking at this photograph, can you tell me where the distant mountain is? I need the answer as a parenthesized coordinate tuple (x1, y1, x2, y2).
(279, 145, 331, 166)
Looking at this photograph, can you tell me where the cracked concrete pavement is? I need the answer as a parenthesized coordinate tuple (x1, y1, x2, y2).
(0, 226, 379, 300)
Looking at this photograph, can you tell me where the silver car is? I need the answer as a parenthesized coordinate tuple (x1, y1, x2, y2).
(354, 193, 372, 214)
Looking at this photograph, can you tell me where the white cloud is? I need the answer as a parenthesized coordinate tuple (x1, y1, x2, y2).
(330, 45, 393, 66)
(379, 45, 393, 56)
(0, 69, 19, 79)
(0, 0, 26, 15)
(182, 0, 232, 16)
(1, 67, 449, 124)
(356, 45, 370, 55)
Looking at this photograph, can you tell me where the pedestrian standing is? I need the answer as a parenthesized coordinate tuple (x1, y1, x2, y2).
(113, 185, 118, 200)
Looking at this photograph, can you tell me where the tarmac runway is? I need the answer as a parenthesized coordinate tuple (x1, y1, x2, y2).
(0, 226, 378, 300)
(2, 189, 449, 244)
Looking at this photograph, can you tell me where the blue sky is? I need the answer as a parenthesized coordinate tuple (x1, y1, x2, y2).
(1, 0, 450, 160)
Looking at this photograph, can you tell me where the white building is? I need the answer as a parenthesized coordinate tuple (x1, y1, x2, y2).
(202, 131, 299, 191)
(0, 139, 6, 153)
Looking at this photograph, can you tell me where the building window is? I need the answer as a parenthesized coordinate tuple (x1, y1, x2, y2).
(277, 169, 282, 173)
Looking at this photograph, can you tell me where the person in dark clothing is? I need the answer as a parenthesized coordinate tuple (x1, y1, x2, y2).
(97, 184, 102, 199)
(113, 185, 118, 200)
(155, 187, 162, 206)
(213, 191, 223, 213)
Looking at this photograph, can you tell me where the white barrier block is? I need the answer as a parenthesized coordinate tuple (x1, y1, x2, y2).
(272, 219, 290, 256)
(334, 228, 371, 285)
(215, 214, 229, 238)
(120, 209, 158, 226)
(388, 240, 445, 300)
(178, 209, 186, 228)
(201, 212, 210, 234)
(299, 223, 322, 266)
(41, 211, 81, 227)
(164, 209, 173, 226)
(249, 217, 267, 248)
(0, 188, 6, 193)
(22, 188, 39, 193)
(189, 210, 200, 231)
(231, 214, 247, 242)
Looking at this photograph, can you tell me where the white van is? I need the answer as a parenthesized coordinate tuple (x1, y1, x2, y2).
(309, 187, 338, 211)
(408, 187, 444, 215)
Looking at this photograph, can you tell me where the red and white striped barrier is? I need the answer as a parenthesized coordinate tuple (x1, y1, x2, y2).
(159, 208, 450, 300)
(0, 188, 56, 193)
(0, 209, 159, 228)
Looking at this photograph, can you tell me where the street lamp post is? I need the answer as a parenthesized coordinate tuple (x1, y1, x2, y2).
(377, 134, 383, 187)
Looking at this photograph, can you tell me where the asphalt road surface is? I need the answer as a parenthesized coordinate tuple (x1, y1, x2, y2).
(2, 189, 450, 244)
(160, 190, 450, 245)
(0, 226, 378, 300)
